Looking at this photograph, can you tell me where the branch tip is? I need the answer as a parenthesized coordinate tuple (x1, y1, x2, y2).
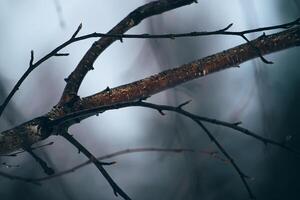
(55, 53, 70, 56)
(223, 23, 234, 31)
(177, 100, 192, 109)
(29, 50, 34, 66)
(232, 121, 242, 126)
(71, 23, 82, 39)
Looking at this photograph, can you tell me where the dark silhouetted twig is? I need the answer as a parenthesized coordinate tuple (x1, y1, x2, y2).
(60, 131, 131, 200)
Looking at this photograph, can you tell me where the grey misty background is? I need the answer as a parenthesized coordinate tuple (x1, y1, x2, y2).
(0, 0, 299, 200)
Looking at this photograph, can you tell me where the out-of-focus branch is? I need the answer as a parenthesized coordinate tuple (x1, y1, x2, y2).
(0, 142, 54, 157)
(0, 147, 201, 184)
(32, 147, 225, 182)
(195, 120, 254, 198)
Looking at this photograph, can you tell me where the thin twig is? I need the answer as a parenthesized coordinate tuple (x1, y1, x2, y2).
(0, 171, 41, 185)
(23, 146, 54, 175)
(60, 131, 131, 200)
(48, 100, 300, 158)
(196, 120, 254, 198)
(136, 102, 300, 157)
(24, 148, 205, 182)
(0, 23, 83, 119)
(0, 147, 203, 184)
(71, 18, 300, 40)
(134, 101, 255, 198)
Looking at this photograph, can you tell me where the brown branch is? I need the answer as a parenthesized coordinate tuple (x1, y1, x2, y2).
(59, 0, 196, 105)
(1, 26, 299, 155)
(1, 15, 297, 120)
(69, 26, 300, 115)
(0, 1, 298, 199)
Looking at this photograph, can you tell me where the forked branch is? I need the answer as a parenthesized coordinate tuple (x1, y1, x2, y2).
(60, 0, 196, 105)
(0, 0, 299, 199)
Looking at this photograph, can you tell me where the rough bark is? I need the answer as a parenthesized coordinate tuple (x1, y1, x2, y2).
(0, 26, 299, 155)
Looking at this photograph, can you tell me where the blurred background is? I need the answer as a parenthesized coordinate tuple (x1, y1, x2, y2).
(0, 0, 299, 199)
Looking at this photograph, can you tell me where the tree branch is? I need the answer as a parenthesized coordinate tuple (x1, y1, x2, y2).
(59, 0, 196, 105)
(0, 24, 83, 119)
(1, 16, 297, 120)
(69, 26, 300, 116)
(1, 26, 299, 155)
(60, 131, 131, 200)
(0, 147, 204, 183)
(0, 1, 298, 199)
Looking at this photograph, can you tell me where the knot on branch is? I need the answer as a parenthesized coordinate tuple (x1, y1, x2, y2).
(20, 116, 53, 141)
(58, 93, 81, 112)
(0, 116, 53, 154)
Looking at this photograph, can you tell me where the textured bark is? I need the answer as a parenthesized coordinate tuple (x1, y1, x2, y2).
(0, 26, 299, 155)
(0, 117, 52, 154)
(73, 27, 300, 112)
(60, 0, 195, 105)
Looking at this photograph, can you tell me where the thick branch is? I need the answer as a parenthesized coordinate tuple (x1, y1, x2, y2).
(0, 26, 299, 156)
(72, 27, 300, 113)
(60, 0, 195, 104)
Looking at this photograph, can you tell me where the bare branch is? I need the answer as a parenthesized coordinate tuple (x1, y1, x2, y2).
(59, 0, 196, 105)
(49, 99, 300, 158)
(71, 23, 82, 39)
(0, 147, 206, 184)
(0, 24, 84, 119)
(24, 147, 54, 175)
(195, 121, 254, 199)
(71, 18, 299, 40)
(60, 131, 131, 200)
(0, 1, 298, 199)
(135, 102, 300, 157)
(34, 147, 228, 182)
(1, 17, 298, 120)
(67, 26, 300, 119)
(1, 25, 299, 157)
